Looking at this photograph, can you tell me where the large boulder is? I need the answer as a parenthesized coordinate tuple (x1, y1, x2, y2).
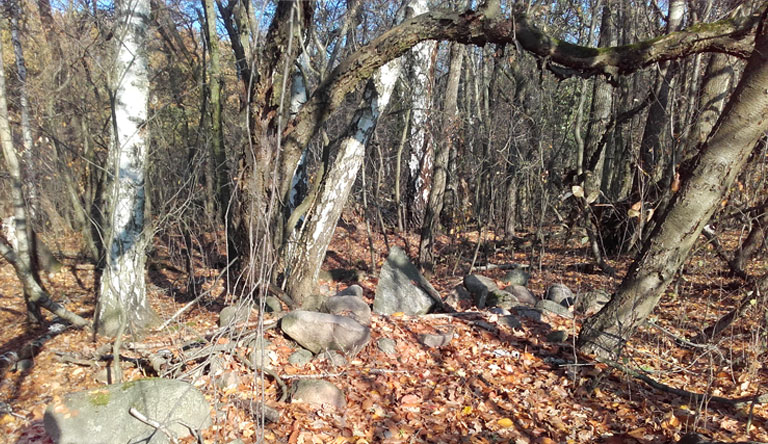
(44, 379, 211, 444)
(373, 247, 434, 315)
(281, 311, 370, 355)
(323, 295, 371, 326)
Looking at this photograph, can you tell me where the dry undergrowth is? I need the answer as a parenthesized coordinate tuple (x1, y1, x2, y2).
(1, 218, 766, 444)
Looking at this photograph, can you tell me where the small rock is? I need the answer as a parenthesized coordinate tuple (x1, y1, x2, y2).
(575, 289, 611, 315)
(418, 330, 454, 348)
(323, 295, 372, 326)
(445, 285, 473, 309)
(249, 338, 272, 369)
(498, 315, 522, 330)
(546, 330, 569, 343)
(288, 349, 313, 366)
(485, 289, 519, 310)
(545, 284, 575, 307)
(504, 285, 537, 306)
(314, 351, 347, 366)
(376, 338, 397, 355)
(512, 306, 543, 322)
(336, 285, 363, 297)
(300, 294, 327, 311)
(463, 274, 498, 308)
(501, 267, 530, 286)
(489, 307, 511, 316)
(291, 379, 346, 410)
(13, 359, 33, 372)
(263, 296, 282, 313)
(214, 371, 240, 389)
(219, 305, 250, 327)
(535, 299, 574, 319)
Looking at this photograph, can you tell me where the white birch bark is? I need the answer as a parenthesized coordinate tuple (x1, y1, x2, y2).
(405, 0, 436, 226)
(283, 2, 414, 305)
(96, 0, 157, 336)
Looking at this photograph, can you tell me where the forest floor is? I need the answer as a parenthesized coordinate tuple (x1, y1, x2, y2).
(1, 212, 767, 444)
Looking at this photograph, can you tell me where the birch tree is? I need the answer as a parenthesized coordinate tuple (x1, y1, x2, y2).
(95, 0, 157, 336)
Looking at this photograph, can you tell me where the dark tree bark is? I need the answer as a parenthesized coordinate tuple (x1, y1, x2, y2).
(578, 12, 768, 358)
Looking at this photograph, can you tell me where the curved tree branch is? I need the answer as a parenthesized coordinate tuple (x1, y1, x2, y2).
(284, 2, 766, 161)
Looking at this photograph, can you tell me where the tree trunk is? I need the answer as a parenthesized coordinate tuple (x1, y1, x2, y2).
(202, 0, 229, 224)
(419, 41, 464, 270)
(406, 0, 437, 228)
(578, 19, 768, 359)
(96, 0, 158, 337)
(284, 60, 403, 307)
(0, 26, 88, 329)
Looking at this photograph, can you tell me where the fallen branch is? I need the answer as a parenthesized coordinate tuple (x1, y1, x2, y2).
(128, 407, 178, 444)
(600, 358, 767, 409)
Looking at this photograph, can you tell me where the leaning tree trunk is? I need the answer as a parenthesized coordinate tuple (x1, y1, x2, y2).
(283, 41, 406, 308)
(0, 26, 88, 329)
(578, 19, 768, 359)
(96, 0, 158, 337)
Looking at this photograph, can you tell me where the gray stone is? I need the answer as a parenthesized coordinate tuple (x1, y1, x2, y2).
(219, 305, 250, 327)
(512, 306, 543, 322)
(314, 351, 347, 366)
(463, 274, 498, 308)
(373, 247, 434, 315)
(418, 330, 454, 348)
(376, 338, 397, 355)
(323, 295, 371, 326)
(288, 349, 313, 366)
(535, 299, 574, 319)
(291, 379, 346, 410)
(248, 338, 271, 369)
(336, 285, 363, 297)
(281, 311, 370, 355)
(44, 379, 211, 444)
(489, 307, 511, 316)
(545, 284, 575, 307)
(575, 290, 611, 316)
(214, 371, 240, 389)
(318, 268, 363, 283)
(546, 330, 569, 343)
(485, 289, 520, 310)
(505, 285, 537, 306)
(263, 296, 282, 313)
(14, 359, 33, 372)
(498, 315, 522, 330)
(501, 267, 530, 286)
(445, 285, 473, 308)
(300, 294, 327, 311)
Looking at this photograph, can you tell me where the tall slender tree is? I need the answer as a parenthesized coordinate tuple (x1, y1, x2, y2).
(96, 0, 157, 336)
